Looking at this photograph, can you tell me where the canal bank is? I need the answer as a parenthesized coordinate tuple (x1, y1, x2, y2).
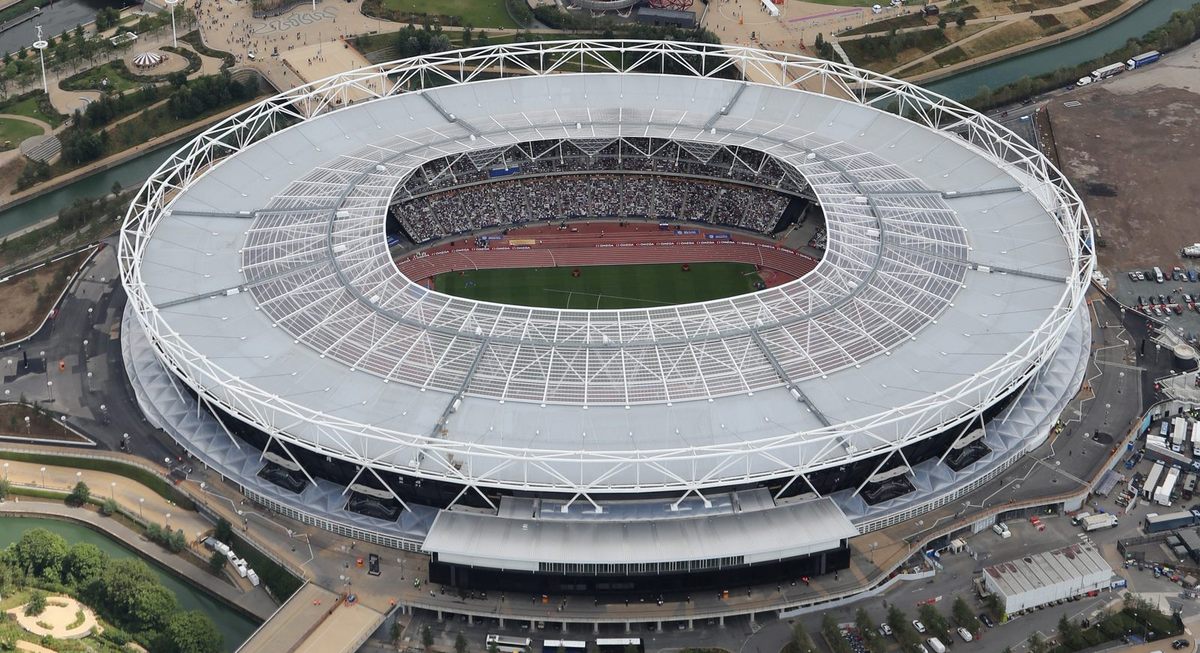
(924, 0, 1200, 99)
(0, 84, 272, 241)
(0, 508, 262, 652)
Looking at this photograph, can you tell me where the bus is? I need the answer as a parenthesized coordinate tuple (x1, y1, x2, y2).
(486, 635, 533, 653)
(596, 638, 643, 653)
(541, 640, 587, 653)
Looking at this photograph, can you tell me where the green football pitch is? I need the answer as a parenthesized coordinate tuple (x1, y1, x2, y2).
(433, 262, 763, 309)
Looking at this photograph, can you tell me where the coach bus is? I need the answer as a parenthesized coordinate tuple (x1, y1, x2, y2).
(595, 638, 643, 653)
(541, 640, 587, 653)
(485, 634, 532, 653)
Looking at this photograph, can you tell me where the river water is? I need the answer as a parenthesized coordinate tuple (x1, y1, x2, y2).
(926, 0, 1200, 99)
(0, 0, 1197, 240)
(0, 515, 260, 652)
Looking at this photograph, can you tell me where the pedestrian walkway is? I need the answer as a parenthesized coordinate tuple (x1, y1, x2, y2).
(238, 583, 385, 653)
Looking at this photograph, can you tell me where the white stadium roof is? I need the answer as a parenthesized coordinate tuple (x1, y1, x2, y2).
(121, 41, 1092, 495)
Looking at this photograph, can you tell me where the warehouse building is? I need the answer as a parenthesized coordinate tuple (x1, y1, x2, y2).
(982, 544, 1114, 614)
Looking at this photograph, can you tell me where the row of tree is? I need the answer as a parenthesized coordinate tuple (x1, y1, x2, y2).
(3, 528, 223, 653)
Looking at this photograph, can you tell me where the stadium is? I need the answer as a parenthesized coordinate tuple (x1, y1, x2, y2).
(119, 41, 1094, 597)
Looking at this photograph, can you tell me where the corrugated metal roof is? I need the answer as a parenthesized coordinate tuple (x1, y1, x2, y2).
(423, 496, 857, 567)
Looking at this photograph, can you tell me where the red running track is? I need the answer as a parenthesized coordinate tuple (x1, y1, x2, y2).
(398, 240, 818, 286)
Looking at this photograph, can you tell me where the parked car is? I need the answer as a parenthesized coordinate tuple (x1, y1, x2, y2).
(980, 613, 995, 628)
(913, 620, 927, 634)
(880, 623, 893, 637)
(1173, 639, 1189, 650)
(958, 627, 974, 642)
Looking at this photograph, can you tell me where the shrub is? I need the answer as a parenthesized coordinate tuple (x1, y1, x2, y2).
(65, 481, 90, 507)
(24, 590, 47, 617)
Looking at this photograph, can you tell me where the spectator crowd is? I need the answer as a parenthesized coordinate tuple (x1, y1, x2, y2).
(398, 174, 791, 243)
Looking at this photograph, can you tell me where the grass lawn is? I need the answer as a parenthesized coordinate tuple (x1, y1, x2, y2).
(434, 262, 763, 309)
(377, 0, 517, 28)
(0, 116, 43, 149)
(0, 95, 64, 127)
(62, 62, 138, 93)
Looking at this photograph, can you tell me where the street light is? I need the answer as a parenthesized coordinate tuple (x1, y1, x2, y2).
(165, 0, 180, 48)
(32, 26, 48, 94)
(138, 497, 144, 519)
(110, 482, 116, 500)
(39, 467, 46, 487)
(165, 512, 171, 528)
(46, 380, 53, 401)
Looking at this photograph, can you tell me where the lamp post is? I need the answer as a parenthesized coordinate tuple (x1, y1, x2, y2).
(165, 0, 179, 48)
(165, 512, 171, 529)
(32, 26, 48, 94)
(138, 497, 144, 519)
(110, 481, 116, 500)
(46, 380, 53, 401)
(39, 467, 46, 487)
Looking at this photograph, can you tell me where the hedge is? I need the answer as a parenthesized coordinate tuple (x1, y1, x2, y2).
(229, 532, 303, 601)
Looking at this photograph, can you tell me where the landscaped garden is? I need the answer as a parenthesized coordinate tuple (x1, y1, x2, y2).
(0, 528, 223, 653)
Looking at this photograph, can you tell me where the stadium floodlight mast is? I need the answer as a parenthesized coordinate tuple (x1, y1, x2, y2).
(31, 25, 47, 94)
(165, 0, 180, 48)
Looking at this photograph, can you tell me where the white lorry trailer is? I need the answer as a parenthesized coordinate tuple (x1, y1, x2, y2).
(1082, 513, 1119, 531)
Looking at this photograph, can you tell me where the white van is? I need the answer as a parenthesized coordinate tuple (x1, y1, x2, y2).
(927, 637, 947, 653)
(1155, 266, 1165, 283)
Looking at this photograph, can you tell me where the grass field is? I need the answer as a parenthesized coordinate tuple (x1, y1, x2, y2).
(434, 262, 763, 309)
(376, 0, 517, 28)
(0, 117, 43, 149)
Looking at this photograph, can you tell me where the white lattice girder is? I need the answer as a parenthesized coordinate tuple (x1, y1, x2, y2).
(119, 41, 1093, 495)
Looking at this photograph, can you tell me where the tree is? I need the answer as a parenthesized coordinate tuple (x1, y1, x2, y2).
(951, 595, 980, 632)
(955, 13, 967, 27)
(455, 630, 468, 653)
(821, 614, 852, 653)
(855, 607, 883, 652)
(11, 528, 69, 580)
(100, 498, 119, 516)
(0, 478, 9, 501)
(63, 543, 106, 588)
(214, 517, 233, 543)
(90, 558, 178, 631)
(887, 605, 920, 649)
(1058, 613, 1084, 649)
(1029, 632, 1048, 653)
(208, 551, 226, 575)
(918, 603, 952, 640)
(66, 481, 91, 506)
(421, 625, 434, 649)
(792, 620, 815, 653)
(24, 590, 47, 616)
(390, 620, 403, 644)
(167, 529, 187, 553)
(937, 16, 947, 29)
(158, 611, 223, 653)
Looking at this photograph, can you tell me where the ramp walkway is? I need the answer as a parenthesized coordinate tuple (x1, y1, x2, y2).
(238, 584, 384, 653)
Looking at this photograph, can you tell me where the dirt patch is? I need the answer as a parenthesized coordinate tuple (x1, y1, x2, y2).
(1049, 85, 1200, 275)
(0, 404, 89, 443)
(0, 248, 92, 340)
(960, 18, 1044, 57)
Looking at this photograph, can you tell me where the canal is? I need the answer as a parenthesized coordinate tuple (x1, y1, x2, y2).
(0, 515, 260, 652)
(925, 0, 1200, 100)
